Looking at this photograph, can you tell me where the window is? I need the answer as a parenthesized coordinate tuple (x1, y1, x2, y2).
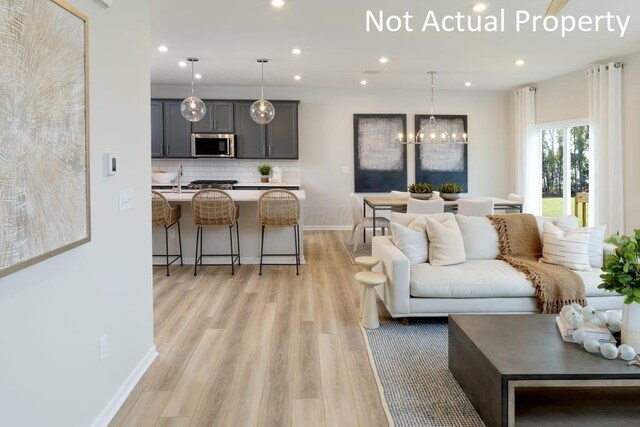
(539, 123, 590, 224)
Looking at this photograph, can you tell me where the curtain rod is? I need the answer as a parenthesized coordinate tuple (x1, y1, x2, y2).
(587, 62, 624, 73)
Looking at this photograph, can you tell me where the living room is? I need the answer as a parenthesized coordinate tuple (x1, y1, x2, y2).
(1, 0, 640, 426)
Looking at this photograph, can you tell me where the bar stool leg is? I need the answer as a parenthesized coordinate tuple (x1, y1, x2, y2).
(229, 225, 235, 276)
(259, 225, 265, 276)
(236, 222, 241, 266)
(200, 226, 204, 270)
(177, 221, 183, 266)
(194, 225, 200, 276)
(164, 225, 170, 276)
(297, 224, 301, 272)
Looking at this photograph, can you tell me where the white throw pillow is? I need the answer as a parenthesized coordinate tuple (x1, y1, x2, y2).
(425, 213, 466, 266)
(535, 215, 580, 243)
(587, 226, 606, 268)
(391, 219, 428, 265)
(541, 222, 591, 271)
(390, 212, 450, 227)
(455, 215, 500, 260)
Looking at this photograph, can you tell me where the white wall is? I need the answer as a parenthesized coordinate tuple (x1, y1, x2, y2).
(152, 85, 512, 227)
(0, 2, 153, 427)
(534, 50, 640, 233)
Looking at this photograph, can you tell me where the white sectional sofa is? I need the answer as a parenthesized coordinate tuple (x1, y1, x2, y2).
(371, 213, 623, 319)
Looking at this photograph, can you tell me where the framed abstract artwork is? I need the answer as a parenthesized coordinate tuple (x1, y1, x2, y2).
(414, 115, 468, 191)
(0, 0, 90, 278)
(354, 114, 407, 192)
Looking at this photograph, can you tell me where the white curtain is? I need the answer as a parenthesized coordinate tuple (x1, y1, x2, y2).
(514, 87, 540, 214)
(588, 63, 623, 233)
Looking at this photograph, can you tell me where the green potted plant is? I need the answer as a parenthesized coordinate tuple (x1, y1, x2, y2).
(407, 182, 433, 200)
(438, 182, 465, 201)
(257, 163, 272, 183)
(598, 230, 640, 350)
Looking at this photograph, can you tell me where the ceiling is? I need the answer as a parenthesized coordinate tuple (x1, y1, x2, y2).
(151, 0, 640, 90)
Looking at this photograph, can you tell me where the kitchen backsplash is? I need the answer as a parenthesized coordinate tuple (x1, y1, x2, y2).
(151, 158, 301, 184)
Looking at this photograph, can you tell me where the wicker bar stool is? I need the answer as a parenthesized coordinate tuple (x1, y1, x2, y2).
(257, 189, 301, 275)
(192, 189, 241, 276)
(152, 191, 183, 276)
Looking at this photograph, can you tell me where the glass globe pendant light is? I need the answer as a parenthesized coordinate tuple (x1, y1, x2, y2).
(250, 59, 276, 125)
(181, 58, 206, 122)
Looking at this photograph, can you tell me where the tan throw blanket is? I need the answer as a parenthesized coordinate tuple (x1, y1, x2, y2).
(488, 214, 586, 314)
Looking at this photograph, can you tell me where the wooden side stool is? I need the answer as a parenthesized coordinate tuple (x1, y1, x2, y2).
(355, 256, 380, 319)
(354, 271, 386, 329)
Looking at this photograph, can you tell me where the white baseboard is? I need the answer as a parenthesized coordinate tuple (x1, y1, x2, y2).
(90, 345, 158, 427)
(303, 225, 352, 231)
(176, 256, 306, 265)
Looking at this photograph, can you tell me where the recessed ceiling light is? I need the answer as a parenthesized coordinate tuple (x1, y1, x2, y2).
(194, 73, 202, 79)
(360, 80, 368, 86)
(294, 75, 302, 80)
(379, 57, 389, 64)
(178, 61, 187, 67)
(271, 0, 284, 8)
(158, 45, 168, 53)
(473, 3, 488, 13)
(514, 59, 525, 66)
(292, 48, 302, 55)
(465, 82, 472, 87)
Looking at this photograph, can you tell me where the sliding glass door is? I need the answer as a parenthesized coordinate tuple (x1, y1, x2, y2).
(540, 123, 590, 224)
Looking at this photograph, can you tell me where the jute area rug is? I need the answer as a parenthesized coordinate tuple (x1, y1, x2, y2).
(363, 319, 485, 427)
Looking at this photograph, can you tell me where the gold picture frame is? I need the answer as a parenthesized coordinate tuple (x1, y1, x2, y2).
(0, 0, 91, 278)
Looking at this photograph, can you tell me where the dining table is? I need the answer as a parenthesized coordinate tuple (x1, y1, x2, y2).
(362, 196, 524, 237)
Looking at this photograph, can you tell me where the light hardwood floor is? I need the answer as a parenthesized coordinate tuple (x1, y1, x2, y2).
(109, 231, 390, 427)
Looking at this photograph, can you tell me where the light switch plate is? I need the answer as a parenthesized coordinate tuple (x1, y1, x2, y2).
(119, 189, 134, 212)
(99, 334, 108, 362)
(342, 166, 350, 174)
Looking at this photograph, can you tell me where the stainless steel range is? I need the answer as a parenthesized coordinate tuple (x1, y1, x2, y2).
(187, 180, 238, 190)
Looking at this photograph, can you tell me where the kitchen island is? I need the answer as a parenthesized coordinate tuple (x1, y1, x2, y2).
(152, 190, 306, 266)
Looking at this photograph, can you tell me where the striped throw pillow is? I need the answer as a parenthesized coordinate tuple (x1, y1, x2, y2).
(541, 222, 591, 271)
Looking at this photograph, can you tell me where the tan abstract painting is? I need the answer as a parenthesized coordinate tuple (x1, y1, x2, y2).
(0, 0, 90, 277)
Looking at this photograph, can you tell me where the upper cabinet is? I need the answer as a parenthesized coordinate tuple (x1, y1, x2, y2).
(191, 101, 235, 133)
(235, 100, 299, 160)
(151, 98, 298, 160)
(163, 100, 192, 158)
(151, 100, 164, 158)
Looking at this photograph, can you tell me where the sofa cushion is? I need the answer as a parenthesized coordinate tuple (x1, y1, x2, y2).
(410, 260, 611, 299)
(541, 222, 592, 271)
(455, 215, 500, 260)
(390, 219, 428, 265)
(425, 213, 466, 266)
(535, 215, 580, 242)
(390, 212, 451, 227)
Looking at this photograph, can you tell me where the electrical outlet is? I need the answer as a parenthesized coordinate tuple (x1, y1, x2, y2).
(119, 188, 134, 212)
(99, 334, 108, 362)
(168, 229, 177, 239)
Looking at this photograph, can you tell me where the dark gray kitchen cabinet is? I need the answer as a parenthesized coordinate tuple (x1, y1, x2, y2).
(191, 101, 234, 133)
(151, 100, 164, 158)
(235, 101, 299, 159)
(163, 100, 192, 158)
(267, 102, 298, 159)
(235, 101, 266, 158)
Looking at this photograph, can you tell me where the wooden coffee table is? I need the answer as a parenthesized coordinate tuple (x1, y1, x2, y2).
(449, 314, 640, 427)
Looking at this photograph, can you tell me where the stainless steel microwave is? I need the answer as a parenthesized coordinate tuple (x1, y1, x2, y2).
(191, 133, 235, 158)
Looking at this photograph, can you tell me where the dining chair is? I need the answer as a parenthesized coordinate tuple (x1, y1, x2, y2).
(350, 193, 390, 251)
(406, 198, 445, 214)
(192, 189, 241, 276)
(457, 198, 495, 217)
(507, 193, 525, 213)
(151, 191, 183, 276)
(258, 189, 301, 275)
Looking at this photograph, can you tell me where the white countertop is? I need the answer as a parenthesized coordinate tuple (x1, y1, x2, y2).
(159, 189, 306, 202)
(234, 182, 300, 187)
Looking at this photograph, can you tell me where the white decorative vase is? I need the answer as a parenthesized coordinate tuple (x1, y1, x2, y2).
(622, 303, 640, 350)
